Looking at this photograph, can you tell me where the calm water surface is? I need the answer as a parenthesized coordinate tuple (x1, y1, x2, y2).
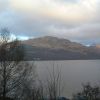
(34, 60, 100, 98)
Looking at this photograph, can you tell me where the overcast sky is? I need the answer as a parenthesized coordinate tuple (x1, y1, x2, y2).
(0, 0, 100, 44)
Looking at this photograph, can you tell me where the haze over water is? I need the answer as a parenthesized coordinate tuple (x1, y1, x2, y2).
(35, 60, 100, 98)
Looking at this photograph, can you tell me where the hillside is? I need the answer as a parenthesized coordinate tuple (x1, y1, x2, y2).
(22, 36, 100, 60)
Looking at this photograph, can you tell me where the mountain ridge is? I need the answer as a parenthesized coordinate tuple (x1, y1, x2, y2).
(22, 36, 100, 60)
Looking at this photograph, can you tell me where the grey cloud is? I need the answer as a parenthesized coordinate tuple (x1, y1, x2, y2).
(0, 0, 9, 13)
(1, 9, 100, 44)
(45, 23, 100, 44)
(0, 0, 100, 44)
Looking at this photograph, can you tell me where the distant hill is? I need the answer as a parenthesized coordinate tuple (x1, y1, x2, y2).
(22, 36, 100, 60)
(94, 44, 100, 49)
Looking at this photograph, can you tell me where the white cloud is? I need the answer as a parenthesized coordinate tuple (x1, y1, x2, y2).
(0, 0, 100, 44)
(9, 0, 98, 22)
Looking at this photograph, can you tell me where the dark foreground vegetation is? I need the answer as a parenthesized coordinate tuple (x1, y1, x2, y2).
(0, 97, 13, 100)
(72, 83, 100, 100)
(0, 28, 100, 100)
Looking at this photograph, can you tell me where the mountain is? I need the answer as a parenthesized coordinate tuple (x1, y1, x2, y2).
(93, 44, 100, 49)
(22, 36, 100, 60)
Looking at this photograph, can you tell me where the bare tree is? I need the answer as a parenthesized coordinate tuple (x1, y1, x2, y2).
(18, 64, 45, 100)
(45, 63, 63, 100)
(0, 28, 26, 100)
(19, 63, 64, 100)
(73, 82, 100, 100)
(15, 62, 37, 100)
